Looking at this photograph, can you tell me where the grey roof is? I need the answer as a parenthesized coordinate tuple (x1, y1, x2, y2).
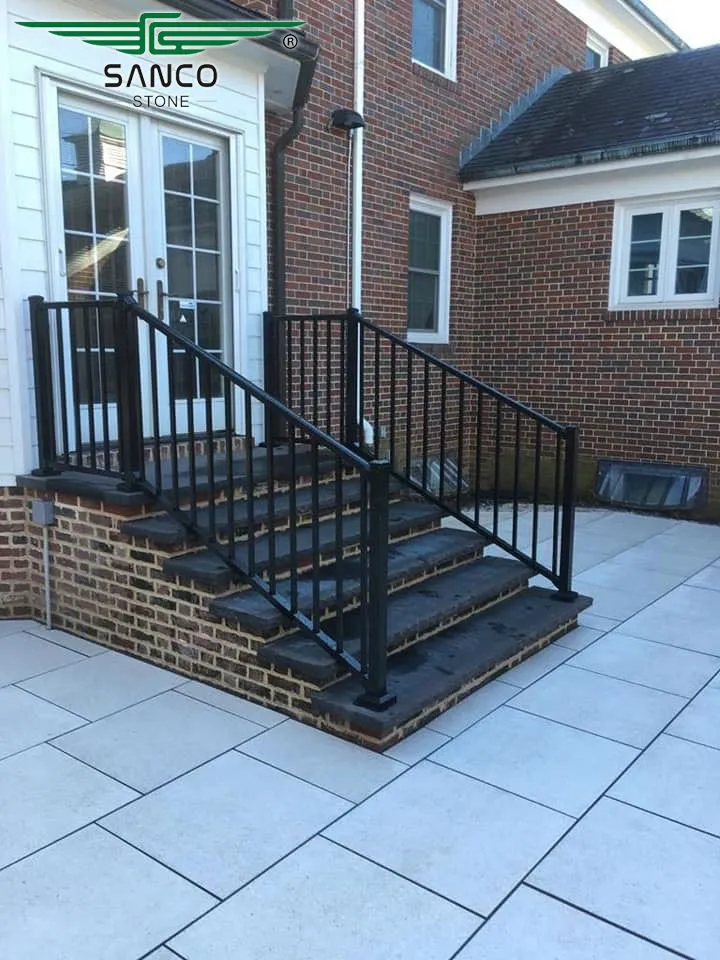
(460, 45, 720, 183)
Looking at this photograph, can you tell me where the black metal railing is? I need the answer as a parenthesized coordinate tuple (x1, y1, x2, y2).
(267, 308, 578, 598)
(29, 294, 395, 709)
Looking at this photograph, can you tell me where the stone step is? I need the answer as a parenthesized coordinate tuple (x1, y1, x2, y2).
(163, 500, 445, 591)
(258, 557, 530, 683)
(119, 476, 403, 548)
(311, 587, 593, 745)
(210, 527, 490, 635)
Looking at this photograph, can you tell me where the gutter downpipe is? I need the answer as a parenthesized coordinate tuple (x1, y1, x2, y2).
(352, 0, 365, 312)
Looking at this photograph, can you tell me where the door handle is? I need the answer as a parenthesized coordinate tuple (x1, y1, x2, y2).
(156, 279, 167, 321)
(135, 278, 148, 308)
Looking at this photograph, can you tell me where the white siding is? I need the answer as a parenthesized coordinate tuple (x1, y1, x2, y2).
(0, 0, 269, 481)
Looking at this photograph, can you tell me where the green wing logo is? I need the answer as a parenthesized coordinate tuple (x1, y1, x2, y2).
(17, 11, 303, 56)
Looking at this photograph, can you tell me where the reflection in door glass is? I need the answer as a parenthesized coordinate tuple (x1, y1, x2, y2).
(58, 107, 129, 403)
(163, 136, 223, 400)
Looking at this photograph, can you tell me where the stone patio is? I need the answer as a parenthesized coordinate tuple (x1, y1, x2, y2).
(1, 507, 719, 959)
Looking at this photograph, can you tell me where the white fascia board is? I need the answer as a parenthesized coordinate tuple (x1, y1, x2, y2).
(464, 147, 720, 215)
(555, 0, 679, 57)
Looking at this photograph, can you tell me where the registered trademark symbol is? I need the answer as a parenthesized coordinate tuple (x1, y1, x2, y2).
(282, 32, 298, 50)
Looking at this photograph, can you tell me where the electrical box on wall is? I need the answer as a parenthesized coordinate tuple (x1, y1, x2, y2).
(31, 499, 55, 526)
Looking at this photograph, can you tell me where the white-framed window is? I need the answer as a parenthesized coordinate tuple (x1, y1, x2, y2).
(408, 195, 452, 343)
(585, 31, 609, 69)
(610, 194, 720, 310)
(411, 0, 458, 80)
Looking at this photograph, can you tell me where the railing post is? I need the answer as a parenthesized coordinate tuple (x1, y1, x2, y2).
(263, 310, 287, 447)
(355, 459, 396, 711)
(556, 425, 578, 601)
(114, 294, 144, 490)
(29, 295, 59, 475)
(344, 308, 360, 446)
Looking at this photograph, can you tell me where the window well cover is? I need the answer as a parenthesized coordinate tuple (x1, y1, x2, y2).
(595, 459, 707, 511)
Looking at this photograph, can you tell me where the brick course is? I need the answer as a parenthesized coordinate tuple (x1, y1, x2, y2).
(0, 488, 30, 617)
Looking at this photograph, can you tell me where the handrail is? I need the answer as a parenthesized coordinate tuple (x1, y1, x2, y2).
(28, 294, 395, 710)
(267, 308, 578, 598)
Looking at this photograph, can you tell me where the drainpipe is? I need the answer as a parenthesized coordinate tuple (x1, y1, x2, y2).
(351, 0, 365, 311)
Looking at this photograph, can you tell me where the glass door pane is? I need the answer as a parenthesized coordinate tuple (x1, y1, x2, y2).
(162, 136, 224, 402)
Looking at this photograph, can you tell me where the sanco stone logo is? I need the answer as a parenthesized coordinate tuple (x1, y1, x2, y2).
(16, 10, 303, 56)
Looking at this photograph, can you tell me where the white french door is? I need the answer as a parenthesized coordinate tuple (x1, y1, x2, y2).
(50, 92, 235, 447)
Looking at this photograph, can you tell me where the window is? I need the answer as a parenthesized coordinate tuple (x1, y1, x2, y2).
(585, 31, 609, 69)
(412, 0, 458, 79)
(408, 196, 452, 343)
(610, 196, 720, 310)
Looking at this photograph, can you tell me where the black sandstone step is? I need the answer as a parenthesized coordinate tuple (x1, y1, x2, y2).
(163, 500, 445, 590)
(258, 557, 531, 683)
(210, 527, 489, 634)
(120, 477, 402, 548)
(312, 587, 593, 740)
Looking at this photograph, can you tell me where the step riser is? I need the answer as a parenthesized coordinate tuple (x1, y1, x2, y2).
(317, 617, 580, 751)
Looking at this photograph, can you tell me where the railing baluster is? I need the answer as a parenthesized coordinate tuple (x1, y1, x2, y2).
(69, 307, 83, 468)
(167, 344, 180, 511)
(389, 341, 397, 469)
(55, 307, 70, 468)
(558, 426, 578, 599)
(373, 330, 380, 460)
(28, 296, 58, 474)
(204, 363, 216, 543)
(148, 326, 162, 494)
(325, 320, 332, 434)
(512, 411, 521, 549)
(186, 349, 197, 527)
(532, 421, 542, 562)
(456, 381, 465, 514)
(405, 351, 413, 479)
(552, 432, 562, 576)
(299, 316, 306, 420)
(312, 315, 319, 428)
(266, 410, 277, 593)
(286, 316, 294, 411)
(439, 370, 447, 502)
(310, 436, 321, 632)
(288, 421, 298, 613)
(97, 304, 112, 474)
(358, 321, 365, 443)
(224, 379, 235, 562)
(474, 389, 483, 526)
(493, 399, 502, 536)
(82, 304, 97, 471)
(244, 391, 255, 575)
(334, 452, 344, 655)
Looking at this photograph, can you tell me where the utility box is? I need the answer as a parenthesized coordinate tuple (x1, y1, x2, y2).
(31, 499, 55, 526)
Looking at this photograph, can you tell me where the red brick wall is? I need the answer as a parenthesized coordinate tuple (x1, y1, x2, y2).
(473, 201, 720, 508)
(253, 0, 587, 365)
(0, 488, 30, 618)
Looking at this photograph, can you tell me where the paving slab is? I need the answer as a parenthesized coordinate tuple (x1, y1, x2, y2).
(170, 837, 480, 960)
(530, 798, 720, 959)
(0, 631, 85, 686)
(667, 685, 720, 749)
(0, 825, 214, 960)
(619, 585, 720, 656)
(433, 706, 638, 816)
(384, 727, 450, 765)
(176, 680, 286, 727)
(23, 624, 107, 656)
(102, 752, 350, 897)
(427, 679, 516, 737)
(456, 885, 677, 959)
(325, 760, 572, 915)
(0, 686, 85, 759)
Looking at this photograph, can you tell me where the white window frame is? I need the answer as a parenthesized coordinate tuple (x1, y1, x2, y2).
(411, 0, 458, 82)
(610, 193, 720, 310)
(408, 194, 452, 344)
(586, 30, 610, 68)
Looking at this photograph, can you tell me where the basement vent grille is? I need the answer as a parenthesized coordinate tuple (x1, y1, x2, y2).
(595, 459, 707, 512)
(411, 457, 470, 498)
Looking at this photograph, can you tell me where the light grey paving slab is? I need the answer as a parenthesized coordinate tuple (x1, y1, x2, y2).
(571, 581, 659, 621)
(146, 950, 177, 960)
(427, 679, 516, 737)
(571, 631, 720, 697)
(0, 619, 38, 637)
(23, 624, 107, 656)
(594, 544, 710, 577)
(433, 706, 638, 816)
(668, 685, 720, 750)
(0, 686, 85, 759)
(171, 837, 479, 960)
(576, 561, 682, 595)
(500, 643, 575, 688)
(53, 691, 263, 791)
(0, 743, 137, 868)
(0, 630, 86, 685)
(19, 650, 183, 720)
(554, 624, 604, 651)
(610, 734, 720, 837)
(384, 727, 450, 764)
(0, 825, 214, 960)
(177, 679, 286, 727)
(238, 718, 404, 802)
(324, 760, 572, 915)
(530, 798, 720, 959)
(686, 564, 720, 592)
(619, 585, 720, 656)
(577, 612, 621, 632)
(102, 751, 350, 898)
(456, 885, 677, 959)
(510, 665, 687, 747)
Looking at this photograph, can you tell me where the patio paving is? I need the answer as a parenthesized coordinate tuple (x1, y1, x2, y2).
(1, 506, 719, 959)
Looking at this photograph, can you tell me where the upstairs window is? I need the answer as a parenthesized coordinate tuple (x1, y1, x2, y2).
(408, 195, 452, 343)
(412, 0, 458, 79)
(610, 196, 720, 310)
(585, 31, 609, 69)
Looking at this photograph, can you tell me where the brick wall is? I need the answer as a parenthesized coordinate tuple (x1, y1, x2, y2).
(0, 488, 30, 617)
(473, 201, 720, 512)
(253, 0, 587, 366)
